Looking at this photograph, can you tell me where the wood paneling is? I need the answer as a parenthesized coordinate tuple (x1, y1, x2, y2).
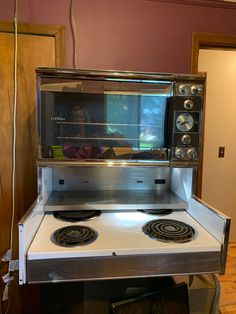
(0, 22, 64, 314)
(0, 21, 64, 67)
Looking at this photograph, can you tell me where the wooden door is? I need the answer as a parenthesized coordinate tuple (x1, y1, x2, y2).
(0, 22, 64, 314)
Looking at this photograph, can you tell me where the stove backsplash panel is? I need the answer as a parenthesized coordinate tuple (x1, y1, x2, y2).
(51, 167, 171, 191)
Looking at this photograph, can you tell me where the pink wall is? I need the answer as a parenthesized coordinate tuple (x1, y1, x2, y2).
(1, 0, 236, 73)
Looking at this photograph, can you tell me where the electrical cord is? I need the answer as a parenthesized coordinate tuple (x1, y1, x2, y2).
(70, 0, 79, 68)
(11, 1, 18, 261)
(2, 0, 18, 313)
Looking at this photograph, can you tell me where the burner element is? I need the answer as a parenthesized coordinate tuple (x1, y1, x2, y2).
(142, 219, 195, 243)
(54, 210, 101, 222)
(138, 209, 173, 215)
(51, 225, 98, 247)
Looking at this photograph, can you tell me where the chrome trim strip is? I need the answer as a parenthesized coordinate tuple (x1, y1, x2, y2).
(36, 160, 200, 168)
(192, 196, 230, 220)
(37, 159, 171, 167)
(27, 251, 220, 284)
(36, 67, 206, 82)
(18, 196, 42, 225)
(220, 218, 231, 274)
(36, 161, 201, 168)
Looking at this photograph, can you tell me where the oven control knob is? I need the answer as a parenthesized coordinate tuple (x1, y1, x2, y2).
(187, 148, 197, 159)
(175, 148, 185, 159)
(184, 99, 194, 110)
(178, 84, 187, 95)
(190, 84, 203, 95)
(181, 134, 191, 145)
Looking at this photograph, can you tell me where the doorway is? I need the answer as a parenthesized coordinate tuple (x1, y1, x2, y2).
(191, 32, 236, 241)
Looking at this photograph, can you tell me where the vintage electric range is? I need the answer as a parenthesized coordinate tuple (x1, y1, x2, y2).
(18, 68, 230, 286)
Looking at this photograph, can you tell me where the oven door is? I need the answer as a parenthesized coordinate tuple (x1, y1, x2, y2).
(39, 76, 172, 163)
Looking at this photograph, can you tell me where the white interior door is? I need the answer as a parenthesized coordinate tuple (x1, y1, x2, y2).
(198, 49, 236, 241)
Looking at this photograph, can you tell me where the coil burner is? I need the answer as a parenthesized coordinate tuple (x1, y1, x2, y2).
(53, 210, 101, 222)
(51, 225, 98, 247)
(138, 208, 173, 215)
(142, 219, 195, 243)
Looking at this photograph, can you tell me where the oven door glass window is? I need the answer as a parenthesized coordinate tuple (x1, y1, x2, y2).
(106, 92, 166, 150)
(39, 78, 171, 161)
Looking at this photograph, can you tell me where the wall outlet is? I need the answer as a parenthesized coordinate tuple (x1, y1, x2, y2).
(218, 147, 225, 158)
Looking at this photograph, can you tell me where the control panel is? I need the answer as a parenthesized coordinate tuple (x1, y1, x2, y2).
(167, 82, 204, 163)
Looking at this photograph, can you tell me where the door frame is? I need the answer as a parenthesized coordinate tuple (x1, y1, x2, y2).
(191, 32, 236, 197)
(0, 21, 65, 66)
(0, 21, 65, 314)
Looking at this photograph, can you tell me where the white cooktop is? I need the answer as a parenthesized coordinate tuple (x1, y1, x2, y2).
(27, 210, 221, 260)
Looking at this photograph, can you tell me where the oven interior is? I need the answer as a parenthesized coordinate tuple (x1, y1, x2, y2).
(37, 274, 219, 314)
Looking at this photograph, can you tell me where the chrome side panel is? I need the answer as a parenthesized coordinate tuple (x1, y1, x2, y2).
(38, 167, 53, 199)
(188, 197, 230, 274)
(18, 167, 52, 284)
(170, 167, 193, 202)
(171, 167, 230, 274)
(18, 198, 44, 284)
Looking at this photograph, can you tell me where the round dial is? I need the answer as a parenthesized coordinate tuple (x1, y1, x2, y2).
(181, 134, 191, 145)
(190, 84, 203, 95)
(187, 148, 197, 160)
(184, 99, 194, 110)
(176, 113, 194, 132)
(175, 148, 185, 159)
(178, 84, 187, 95)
